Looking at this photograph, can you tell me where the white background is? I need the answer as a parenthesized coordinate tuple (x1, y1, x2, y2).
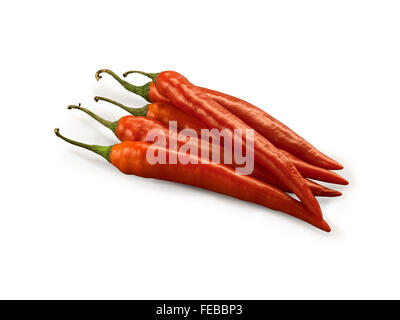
(0, 0, 399, 299)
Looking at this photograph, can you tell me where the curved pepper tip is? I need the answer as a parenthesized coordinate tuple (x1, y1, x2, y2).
(320, 219, 331, 232)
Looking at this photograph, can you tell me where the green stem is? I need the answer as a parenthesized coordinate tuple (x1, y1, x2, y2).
(95, 69, 151, 102)
(123, 70, 160, 83)
(54, 128, 112, 161)
(68, 104, 118, 133)
(94, 96, 149, 117)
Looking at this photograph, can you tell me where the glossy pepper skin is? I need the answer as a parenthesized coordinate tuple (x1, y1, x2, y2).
(54, 129, 331, 232)
(69, 104, 341, 197)
(94, 95, 347, 186)
(146, 102, 203, 132)
(150, 70, 323, 219)
(121, 71, 343, 170)
(94, 70, 346, 184)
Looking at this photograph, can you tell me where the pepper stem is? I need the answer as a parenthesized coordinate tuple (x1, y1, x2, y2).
(95, 69, 151, 102)
(68, 103, 118, 133)
(94, 96, 149, 117)
(54, 128, 112, 161)
(123, 70, 159, 83)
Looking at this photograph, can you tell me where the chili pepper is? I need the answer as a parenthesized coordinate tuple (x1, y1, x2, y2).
(54, 128, 331, 232)
(96, 70, 323, 219)
(96, 96, 347, 185)
(69, 103, 342, 197)
(119, 69, 343, 170)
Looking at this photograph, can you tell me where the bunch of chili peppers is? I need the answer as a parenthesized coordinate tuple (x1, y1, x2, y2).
(55, 69, 348, 232)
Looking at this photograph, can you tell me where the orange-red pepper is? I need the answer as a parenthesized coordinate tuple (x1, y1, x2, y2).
(54, 128, 331, 232)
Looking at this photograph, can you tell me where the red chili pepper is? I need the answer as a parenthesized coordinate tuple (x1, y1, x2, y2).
(96, 70, 323, 219)
(54, 128, 331, 232)
(119, 69, 343, 170)
(95, 96, 347, 186)
(69, 103, 341, 197)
